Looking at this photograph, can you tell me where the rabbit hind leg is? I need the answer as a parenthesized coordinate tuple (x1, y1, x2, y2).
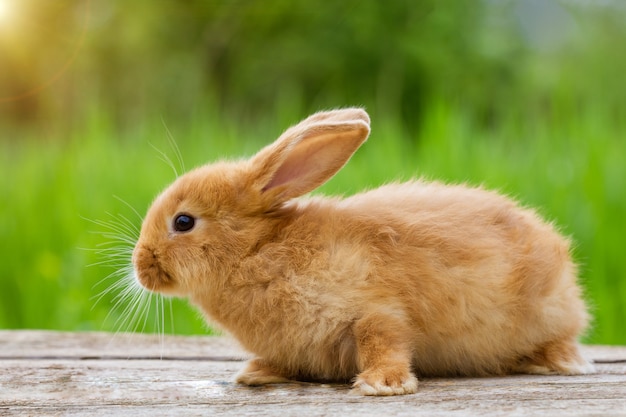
(515, 340, 595, 376)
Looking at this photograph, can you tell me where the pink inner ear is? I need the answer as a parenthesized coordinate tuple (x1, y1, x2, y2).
(263, 140, 325, 191)
(262, 163, 303, 192)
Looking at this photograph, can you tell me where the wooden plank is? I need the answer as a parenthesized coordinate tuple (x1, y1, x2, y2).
(0, 331, 625, 416)
(0, 330, 249, 359)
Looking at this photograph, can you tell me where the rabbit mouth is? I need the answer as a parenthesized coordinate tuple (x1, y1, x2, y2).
(132, 246, 176, 293)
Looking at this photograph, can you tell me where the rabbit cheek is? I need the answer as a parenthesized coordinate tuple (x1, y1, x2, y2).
(132, 245, 177, 294)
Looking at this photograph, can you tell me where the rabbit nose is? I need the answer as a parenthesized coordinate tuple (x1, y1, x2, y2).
(132, 244, 173, 292)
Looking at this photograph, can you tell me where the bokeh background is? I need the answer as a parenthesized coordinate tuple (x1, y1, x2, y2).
(1, 0, 624, 344)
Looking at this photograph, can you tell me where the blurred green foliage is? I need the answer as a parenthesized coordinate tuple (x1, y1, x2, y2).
(4, 0, 624, 129)
(0, 0, 624, 343)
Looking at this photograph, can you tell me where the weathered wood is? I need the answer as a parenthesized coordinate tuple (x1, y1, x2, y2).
(0, 331, 625, 416)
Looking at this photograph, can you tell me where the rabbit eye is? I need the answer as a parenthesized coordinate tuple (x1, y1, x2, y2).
(173, 214, 195, 232)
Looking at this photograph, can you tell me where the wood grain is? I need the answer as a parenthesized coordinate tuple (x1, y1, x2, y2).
(1, 331, 625, 416)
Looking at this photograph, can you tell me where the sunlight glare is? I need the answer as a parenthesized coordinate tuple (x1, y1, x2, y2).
(0, 0, 10, 23)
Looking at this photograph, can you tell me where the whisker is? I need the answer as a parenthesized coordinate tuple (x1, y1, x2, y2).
(112, 195, 145, 228)
(102, 217, 139, 241)
(94, 214, 140, 241)
(112, 281, 145, 334)
(138, 292, 153, 334)
(169, 297, 175, 334)
(150, 142, 179, 178)
(158, 295, 165, 359)
(90, 270, 132, 308)
(115, 213, 141, 236)
(87, 195, 176, 340)
(161, 118, 186, 175)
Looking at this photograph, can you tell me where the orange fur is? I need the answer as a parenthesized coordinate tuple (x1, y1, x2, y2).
(132, 108, 593, 396)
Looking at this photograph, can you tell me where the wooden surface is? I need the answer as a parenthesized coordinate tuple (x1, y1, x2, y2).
(1, 331, 625, 416)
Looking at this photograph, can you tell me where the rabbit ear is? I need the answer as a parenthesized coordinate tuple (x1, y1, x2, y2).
(250, 108, 370, 205)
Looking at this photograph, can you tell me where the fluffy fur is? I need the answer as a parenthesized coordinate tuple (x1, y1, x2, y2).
(132, 108, 593, 396)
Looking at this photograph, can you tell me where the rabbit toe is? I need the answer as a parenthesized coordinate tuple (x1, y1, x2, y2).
(351, 369, 418, 396)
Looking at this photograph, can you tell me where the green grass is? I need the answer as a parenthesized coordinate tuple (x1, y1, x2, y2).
(1, 102, 624, 344)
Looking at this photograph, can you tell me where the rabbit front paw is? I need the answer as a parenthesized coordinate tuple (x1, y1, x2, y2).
(351, 367, 418, 396)
(236, 358, 291, 386)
